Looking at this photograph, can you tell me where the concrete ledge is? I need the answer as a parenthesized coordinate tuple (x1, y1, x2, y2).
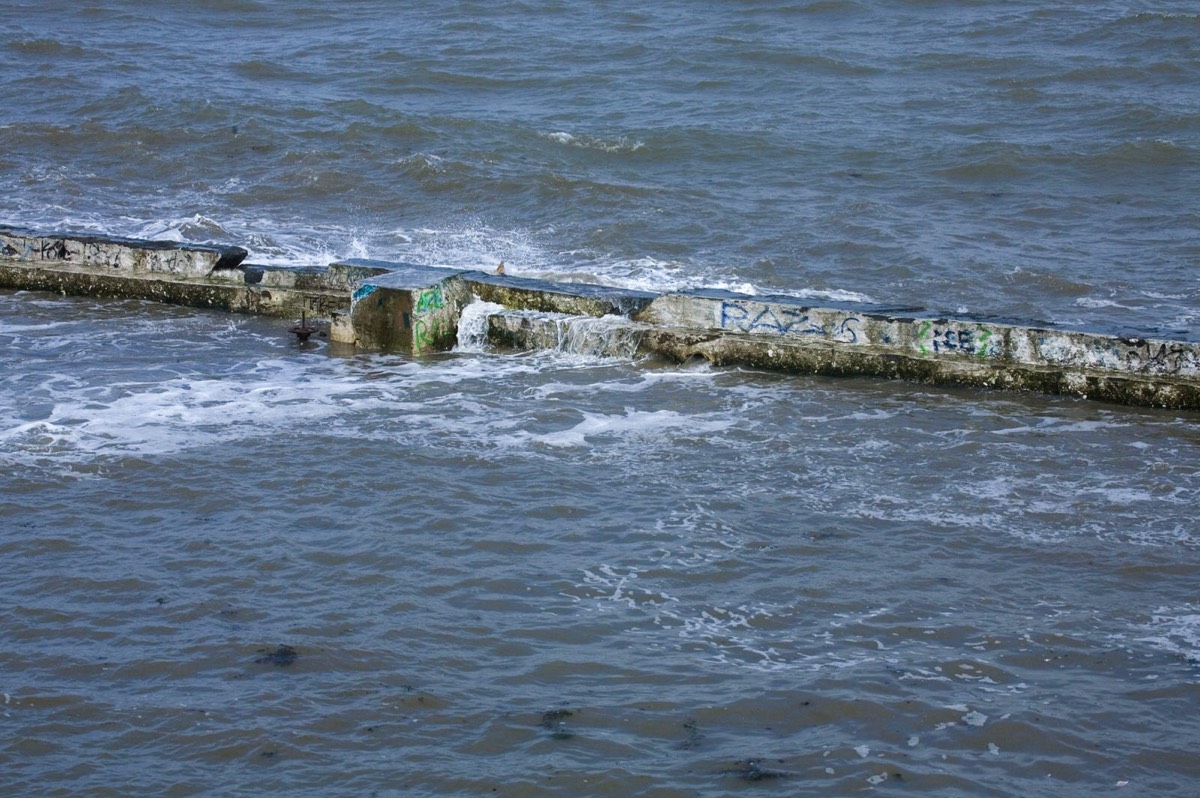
(634, 292, 1200, 380)
(333, 262, 658, 353)
(639, 327, 1200, 409)
(0, 225, 246, 278)
(488, 310, 1200, 410)
(486, 310, 654, 358)
(0, 228, 347, 318)
(464, 272, 657, 317)
(4, 228, 1200, 410)
(0, 259, 348, 317)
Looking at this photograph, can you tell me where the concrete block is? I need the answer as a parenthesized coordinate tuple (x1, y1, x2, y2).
(345, 263, 471, 353)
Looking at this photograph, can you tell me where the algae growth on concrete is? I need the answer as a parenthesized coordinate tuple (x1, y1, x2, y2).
(3, 226, 1198, 410)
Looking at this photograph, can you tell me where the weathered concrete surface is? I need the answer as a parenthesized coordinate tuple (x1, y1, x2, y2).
(635, 326, 1200, 410)
(0, 226, 349, 318)
(334, 261, 472, 353)
(5, 227, 1200, 410)
(486, 310, 654, 359)
(491, 295, 1200, 410)
(0, 225, 246, 277)
(464, 271, 657, 318)
(333, 262, 658, 353)
(633, 292, 1200, 380)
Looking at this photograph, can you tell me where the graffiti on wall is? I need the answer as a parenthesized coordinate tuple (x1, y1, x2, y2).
(720, 301, 847, 337)
(1, 235, 216, 273)
(412, 285, 448, 349)
(720, 301, 821, 336)
(916, 321, 998, 359)
(37, 239, 71, 261)
(832, 317, 862, 344)
(351, 283, 378, 305)
(415, 285, 445, 314)
(1121, 340, 1199, 375)
(413, 317, 445, 349)
(1, 236, 54, 261)
(1034, 333, 1200, 376)
(718, 300, 866, 345)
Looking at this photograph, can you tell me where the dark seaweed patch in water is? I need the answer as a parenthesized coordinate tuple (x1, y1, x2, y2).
(677, 718, 705, 750)
(255, 644, 298, 666)
(720, 759, 789, 782)
(540, 708, 574, 739)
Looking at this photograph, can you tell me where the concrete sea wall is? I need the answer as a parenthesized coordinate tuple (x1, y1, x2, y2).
(3, 226, 1199, 411)
(0, 225, 349, 318)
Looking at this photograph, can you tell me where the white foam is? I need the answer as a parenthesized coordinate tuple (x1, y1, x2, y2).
(455, 298, 507, 352)
(527, 369, 716, 402)
(503, 408, 735, 449)
(1075, 297, 1132, 309)
(1137, 605, 1200, 665)
(392, 151, 444, 168)
(540, 130, 644, 153)
(132, 214, 234, 244)
(4, 208, 872, 304)
(962, 710, 988, 727)
(0, 346, 562, 469)
(992, 417, 1130, 436)
(372, 223, 545, 274)
(547, 314, 649, 360)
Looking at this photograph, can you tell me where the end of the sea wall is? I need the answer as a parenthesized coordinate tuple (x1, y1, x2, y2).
(0, 226, 346, 318)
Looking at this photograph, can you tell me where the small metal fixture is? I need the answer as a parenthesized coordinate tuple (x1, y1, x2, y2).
(289, 310, 318, 342)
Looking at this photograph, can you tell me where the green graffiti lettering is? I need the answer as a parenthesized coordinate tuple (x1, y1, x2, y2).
(414, 318, 431, 347)
(917, 321, 932, 354)
(977, 328, 993, 358)
(415, 287, 445, 314)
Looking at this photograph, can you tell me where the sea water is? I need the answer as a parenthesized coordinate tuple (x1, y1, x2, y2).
(2, 2, 1199, 795)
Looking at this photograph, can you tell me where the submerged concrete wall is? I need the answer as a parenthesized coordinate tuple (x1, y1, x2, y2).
(328, 260, 657, 352)
(3, 227, 1200, 410)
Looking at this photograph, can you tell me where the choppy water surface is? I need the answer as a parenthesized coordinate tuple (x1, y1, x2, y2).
(2, 1, 1200, 795)
(2, 1, 1199, 334)
(4, 296, 1200, 796)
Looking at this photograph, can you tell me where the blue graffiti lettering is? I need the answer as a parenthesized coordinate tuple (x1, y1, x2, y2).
(352, 284, 378, 303)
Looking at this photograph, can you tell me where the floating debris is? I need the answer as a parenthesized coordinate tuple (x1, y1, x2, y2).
(540, 708, 574, 739)
(677, 718, 705, 750)
(720, 759, 789, 782)
(255, 644, 298, 666)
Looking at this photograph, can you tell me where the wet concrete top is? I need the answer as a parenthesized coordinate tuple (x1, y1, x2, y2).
(337, 259, 469, 289)
(0, 224, 247, 268)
